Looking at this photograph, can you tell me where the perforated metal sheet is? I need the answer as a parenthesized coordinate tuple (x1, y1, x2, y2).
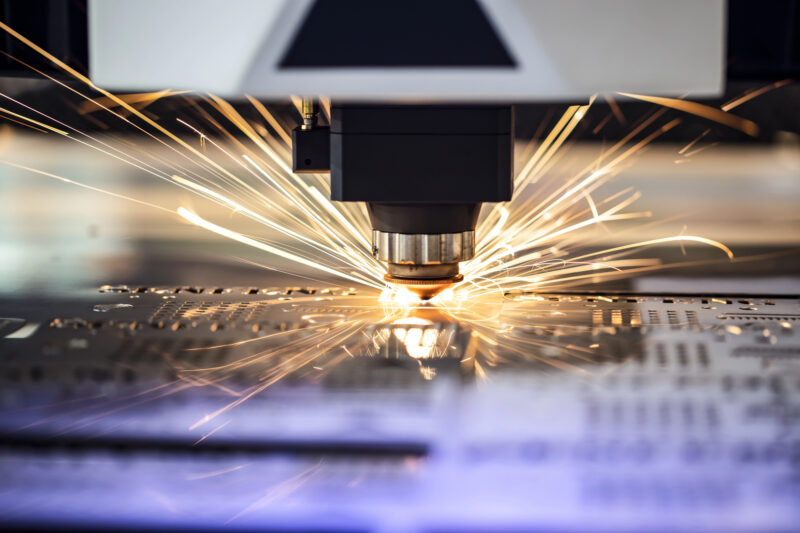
(0, 286, 798, 531)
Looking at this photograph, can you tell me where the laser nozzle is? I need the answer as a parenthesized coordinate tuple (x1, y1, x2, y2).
(384, 272, 463, 300)
(374, 231, 473, 300)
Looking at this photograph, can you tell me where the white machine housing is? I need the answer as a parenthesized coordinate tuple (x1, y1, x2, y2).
(88, 0, 725, 101)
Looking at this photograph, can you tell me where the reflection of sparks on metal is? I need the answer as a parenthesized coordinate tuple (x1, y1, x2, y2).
(392, 317, 440, 359)
(0, 20, 777, 431)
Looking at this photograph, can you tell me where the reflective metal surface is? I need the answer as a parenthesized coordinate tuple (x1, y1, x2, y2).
(372, 230, 475, 265)
(1, 282, 799, 531)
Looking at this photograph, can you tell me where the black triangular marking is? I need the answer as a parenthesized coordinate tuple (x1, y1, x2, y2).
(280, 0, 515, 68)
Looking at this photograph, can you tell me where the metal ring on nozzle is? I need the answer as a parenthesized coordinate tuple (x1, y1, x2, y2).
(373, 230, 474, 299)
(372, 231, 475, 266)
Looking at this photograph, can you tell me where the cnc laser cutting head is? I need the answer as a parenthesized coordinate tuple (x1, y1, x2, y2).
(294, 104, 512, 298)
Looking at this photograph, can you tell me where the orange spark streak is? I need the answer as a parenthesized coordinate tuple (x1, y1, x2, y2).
(0, 105, 67, 135)
(722, 79, 792, 111)
(618, 92, 759, 136)
(77, 90, 187, 114)
(603, 94, 627, 125)
(0, 161, 174, 213)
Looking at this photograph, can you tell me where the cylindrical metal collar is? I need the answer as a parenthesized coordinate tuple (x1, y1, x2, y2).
(372, 230, 475, 265)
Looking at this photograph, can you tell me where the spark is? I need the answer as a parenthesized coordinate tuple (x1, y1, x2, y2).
(177, 207, 382, 290)
(722, 79, 792, 111)
(0, 161, 174, 214)
(193, 420, 231, 445)
(679, 129, 710, 155)
(227, 461, 323, 523)
(603, 94, 627, 125)
(77, 89, 188, 115)
(186, 463, 249, 481)
(618, 92, 759, 136)
(567, 236, 733, 261)
(0, 105, 68, 135)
